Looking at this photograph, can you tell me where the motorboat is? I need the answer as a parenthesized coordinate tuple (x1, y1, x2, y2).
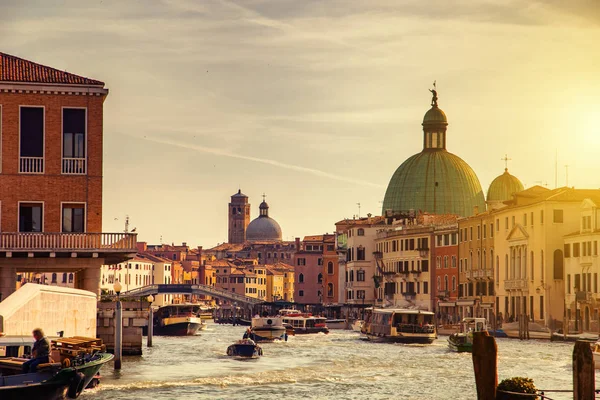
(362, 308, 436, 344)
(447, 317, 488, 352)
(153, 304, 207, 336)
(226, 339, 263, 359)
(0, 336, 113, 400)
(245, 316, 287, 342)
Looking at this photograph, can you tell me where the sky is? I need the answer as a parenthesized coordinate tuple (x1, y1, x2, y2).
(2, 0, 599, 247)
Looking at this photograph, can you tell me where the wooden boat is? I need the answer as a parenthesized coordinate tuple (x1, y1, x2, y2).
(448, 318, 488, 352)
(362, 308, 436, 344)
(226, 339, 263, 359)
(279, 309, 329, 334)
(551, 331, 598, 342)
(325, 319, 347, 330)
(153, 304, 207, 336)
(245, 317, 287, 342)
(0, 336, 113, 400)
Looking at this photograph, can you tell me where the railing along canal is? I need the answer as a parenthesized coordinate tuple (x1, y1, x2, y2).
(0, 232, 137, 251)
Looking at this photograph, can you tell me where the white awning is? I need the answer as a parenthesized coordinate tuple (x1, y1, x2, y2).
(456, 300, 475, 306)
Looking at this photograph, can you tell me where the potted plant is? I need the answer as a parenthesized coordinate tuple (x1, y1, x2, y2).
(497, 377, 538, 400)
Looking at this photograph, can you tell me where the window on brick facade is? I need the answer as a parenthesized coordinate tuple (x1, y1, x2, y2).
(62, 204, 85, 232)
(327, 261, 334, 274)
(62, 108, 86, 174)
(20, 107, 44, 173)
(19, 203, 43, 232)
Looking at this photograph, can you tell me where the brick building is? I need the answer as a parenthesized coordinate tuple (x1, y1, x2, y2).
(0, 52, 136, 298)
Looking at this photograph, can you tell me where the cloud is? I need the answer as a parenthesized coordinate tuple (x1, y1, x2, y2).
(142, 135, 385, 188)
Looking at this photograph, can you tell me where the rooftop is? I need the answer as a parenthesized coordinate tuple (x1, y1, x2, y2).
(0, 52, 104, 86)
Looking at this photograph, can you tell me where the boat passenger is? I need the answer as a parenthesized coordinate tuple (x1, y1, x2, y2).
(22, 328, 51, 373)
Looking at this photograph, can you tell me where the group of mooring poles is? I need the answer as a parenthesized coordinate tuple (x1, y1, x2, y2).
(472, 331, 595, 400)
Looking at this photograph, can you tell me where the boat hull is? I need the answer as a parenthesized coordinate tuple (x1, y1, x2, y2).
(155, 320, 204, 336)
(249, 327, 287, 342)
(226, 344, 262, 359)
(365, 333, 435, 344)
(326, 320, 347, 330)
(293, 327, 329, 335)
(0, 353, 113, 400)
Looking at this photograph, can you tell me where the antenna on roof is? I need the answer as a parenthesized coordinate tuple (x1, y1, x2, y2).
(356, 203, 361, 218)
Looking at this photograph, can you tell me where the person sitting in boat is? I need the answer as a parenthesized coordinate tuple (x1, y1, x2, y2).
(243, 327, 252, 340)
(22, 328, 51, 373)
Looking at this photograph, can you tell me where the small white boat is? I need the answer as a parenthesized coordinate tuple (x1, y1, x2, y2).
(246, 317, 287, 342)
(279, 309, 329, 334)
(351, 320, 364, 332)
(325, 319, 347, 330)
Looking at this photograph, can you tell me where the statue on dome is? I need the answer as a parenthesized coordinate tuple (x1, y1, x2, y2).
(429, 81, 438, 107)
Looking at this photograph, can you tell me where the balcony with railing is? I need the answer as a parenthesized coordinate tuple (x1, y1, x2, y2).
(62, 157, 87, 174)
(19, 157, 44, 173)
(0, 232, 137, 262)
(504, 279, 528, 290)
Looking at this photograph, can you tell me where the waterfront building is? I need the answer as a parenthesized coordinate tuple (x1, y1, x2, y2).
(336, 216, 385, 306)
(494, 186, 600, 328)
(265, 262, 295, 302)
(322, 234, 341, 305)
(293, 235, 334, 304)
(381, 88, 485, 218)
(563, 197, 600, 332)
(0, 51, 136, 298)
(457, 210, 496, 322)
(211, 259, 268, 300)
(374, 213, 457, 312)
(100, 254, 154, 294)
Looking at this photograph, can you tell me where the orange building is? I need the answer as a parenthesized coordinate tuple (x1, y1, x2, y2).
(0, 52, 136, 298)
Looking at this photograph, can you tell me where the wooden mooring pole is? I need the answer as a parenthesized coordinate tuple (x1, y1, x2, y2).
(472, 331, 497, 400)
(114, 297, 123, 370)
(573, 340, 594, 400)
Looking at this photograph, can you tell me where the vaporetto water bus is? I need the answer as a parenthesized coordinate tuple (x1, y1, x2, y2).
(362, 308, 437, 344)
(279, 309, 329, 334)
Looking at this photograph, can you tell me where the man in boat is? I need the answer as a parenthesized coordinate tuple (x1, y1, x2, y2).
(22, 328, 51, 373)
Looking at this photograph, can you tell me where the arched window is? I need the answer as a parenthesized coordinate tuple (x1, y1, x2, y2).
(452, 276, 457, 291)
(68, 273, 74, 283)
(51, 273, 57, 284)
(553, 249, 564, 279)
(318, 273, 323, 284)
(299, 273, 304, 283)
(437, 276, 441, 290)
(62, 273, 67, 283)
(444, 275, 449, 291)
(496, 255, 500, 283)
(327, 283, 334, 297)
(327, 261, 334, 275)
(483, 250, 487, 269)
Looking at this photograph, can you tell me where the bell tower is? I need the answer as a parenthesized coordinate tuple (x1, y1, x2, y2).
(228, 189, 250, 244)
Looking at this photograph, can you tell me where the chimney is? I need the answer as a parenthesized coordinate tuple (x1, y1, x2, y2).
(136, 241, 147, 252)
(182, 242, 187, 247)
(367, 213, 372, 224)
(295, 237, 301, 251)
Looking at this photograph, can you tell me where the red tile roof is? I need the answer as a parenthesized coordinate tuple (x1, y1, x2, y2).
(0, 52, 104, 86)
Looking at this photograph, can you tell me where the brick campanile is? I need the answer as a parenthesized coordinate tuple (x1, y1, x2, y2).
(228, 190, 250, 244)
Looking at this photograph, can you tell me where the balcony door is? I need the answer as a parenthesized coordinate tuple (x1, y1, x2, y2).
(62, 204, 85, 233)
(19, 203, 43, 232)
(20, 107, 44, 173)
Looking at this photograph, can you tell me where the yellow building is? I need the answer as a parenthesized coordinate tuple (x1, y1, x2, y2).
(564, 198, 600, 332)
(261, 262, 292, 302)
(494, 187, 600, 328)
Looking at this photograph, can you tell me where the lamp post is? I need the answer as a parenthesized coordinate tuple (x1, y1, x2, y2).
(113, 280, 123, 370)
(147, 294, 154, 347)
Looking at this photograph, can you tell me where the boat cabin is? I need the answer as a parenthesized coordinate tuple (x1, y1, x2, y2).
(366, 309, 435, 336)
(460, 318, 488, 333)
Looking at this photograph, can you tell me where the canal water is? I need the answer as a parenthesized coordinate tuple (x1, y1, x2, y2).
(85, 322, 581, 400)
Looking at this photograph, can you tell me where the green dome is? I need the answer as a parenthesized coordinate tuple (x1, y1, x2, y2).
(382, 150, 486, 217)
(422, 106, 448, 126)
(487, 169, 524, 202)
